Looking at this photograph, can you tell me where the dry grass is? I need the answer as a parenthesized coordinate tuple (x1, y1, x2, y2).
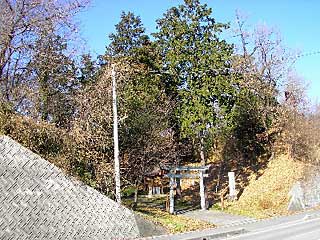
(226, 154, 305, 218)
(136, 207, 214, 233)
(123, 195, 214, 233)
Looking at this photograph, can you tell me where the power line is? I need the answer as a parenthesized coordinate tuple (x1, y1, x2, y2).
(288, 50, 320, 71)
(296, 50, 320, 59)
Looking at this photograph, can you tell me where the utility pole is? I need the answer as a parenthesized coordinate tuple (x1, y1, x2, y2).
(112, 64, 121, 204)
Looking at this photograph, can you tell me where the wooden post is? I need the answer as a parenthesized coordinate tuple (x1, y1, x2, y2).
(169, 176, 175, 214)
(199, 171, 206, 210)
(220, 193, 225, 210)
(112, 64, 121, 204)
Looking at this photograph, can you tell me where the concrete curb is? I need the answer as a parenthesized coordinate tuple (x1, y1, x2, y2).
(138, 228, 248, 240)
(186, 228, 248, 240)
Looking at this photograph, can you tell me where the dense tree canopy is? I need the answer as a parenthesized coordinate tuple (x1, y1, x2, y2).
(106, 11, 149, 58)
(154, 0, 236, 163)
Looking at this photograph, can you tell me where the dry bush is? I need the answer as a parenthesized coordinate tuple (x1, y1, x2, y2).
(71, 65, 114, 191)
(274, 73, 320, 164)
(0, 103, 12, 135)
(1, 112, 73, 171)
(0, 110, 109, 190)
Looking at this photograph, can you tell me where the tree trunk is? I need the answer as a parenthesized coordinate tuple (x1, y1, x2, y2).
(200, 136, 206, 166)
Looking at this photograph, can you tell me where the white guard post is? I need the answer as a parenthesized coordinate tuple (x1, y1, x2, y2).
(228, 171, 236, 200)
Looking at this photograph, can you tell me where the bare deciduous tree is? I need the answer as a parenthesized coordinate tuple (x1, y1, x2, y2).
(72, 60, 176, 199)
(232, 11, 297, 134)
(0, 0, 88, 112)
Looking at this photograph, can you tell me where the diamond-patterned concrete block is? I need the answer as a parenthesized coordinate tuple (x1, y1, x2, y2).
(0, 136, 141, 239)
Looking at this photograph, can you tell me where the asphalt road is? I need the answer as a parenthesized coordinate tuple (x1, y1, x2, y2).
(148, 209, 320, 240)
(221, 214, 320, 240)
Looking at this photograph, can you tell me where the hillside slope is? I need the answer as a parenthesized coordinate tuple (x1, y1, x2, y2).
(227, 155, 305, 218)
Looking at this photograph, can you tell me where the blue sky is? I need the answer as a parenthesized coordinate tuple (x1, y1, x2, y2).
(78, 0, 320, 102)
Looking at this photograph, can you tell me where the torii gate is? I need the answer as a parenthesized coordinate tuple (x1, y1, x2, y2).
(165, 165, 210, 214)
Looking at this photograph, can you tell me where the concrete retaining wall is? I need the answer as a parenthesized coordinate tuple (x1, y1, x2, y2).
(0, 136, 163, 239)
